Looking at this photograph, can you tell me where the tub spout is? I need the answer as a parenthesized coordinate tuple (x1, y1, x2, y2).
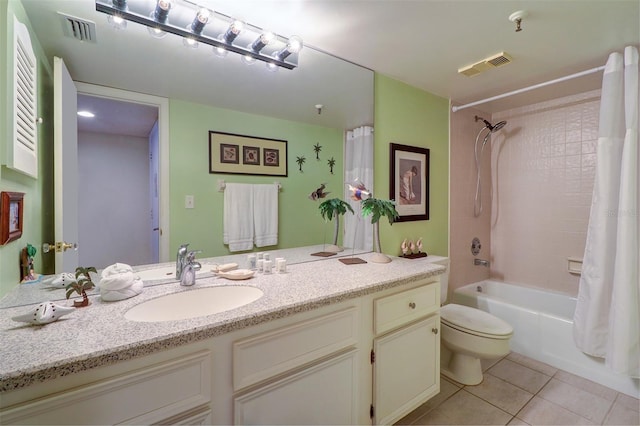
(474, 258, 490, 267)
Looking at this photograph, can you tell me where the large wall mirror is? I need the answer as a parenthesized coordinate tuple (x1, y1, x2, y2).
(6, 0, 373, 307)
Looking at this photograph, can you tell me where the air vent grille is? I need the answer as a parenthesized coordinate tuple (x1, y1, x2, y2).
(59, 12, 97, 43)
(458, 52, 513, 77)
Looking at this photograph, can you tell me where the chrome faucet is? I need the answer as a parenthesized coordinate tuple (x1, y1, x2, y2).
(176, 243, 190, 279)
(180, 251, 202, 287)
(474, 258, 490, 267)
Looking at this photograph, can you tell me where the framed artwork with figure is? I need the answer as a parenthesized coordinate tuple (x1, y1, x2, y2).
(389, 143, 429, 222)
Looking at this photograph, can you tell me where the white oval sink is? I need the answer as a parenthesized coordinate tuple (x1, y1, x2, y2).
(134, 265, 211, 282)
(124, 286, 264, 322)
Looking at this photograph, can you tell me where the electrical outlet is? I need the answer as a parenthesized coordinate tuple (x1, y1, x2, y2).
(185, 195, 195, 209)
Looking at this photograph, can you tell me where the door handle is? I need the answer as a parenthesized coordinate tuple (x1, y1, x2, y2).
(42, 242, 78, 253)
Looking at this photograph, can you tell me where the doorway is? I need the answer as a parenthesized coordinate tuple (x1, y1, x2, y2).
(74, 83, 170, 268)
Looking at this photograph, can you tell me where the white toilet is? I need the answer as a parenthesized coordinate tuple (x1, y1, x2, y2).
(426, 256, 513, 385)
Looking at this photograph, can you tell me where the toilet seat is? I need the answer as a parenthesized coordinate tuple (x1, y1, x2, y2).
(441, 304, 513, 339)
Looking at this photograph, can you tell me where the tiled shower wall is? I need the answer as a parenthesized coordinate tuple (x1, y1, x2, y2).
(449, 106, 493, 298)
(490, 90, 601, 295)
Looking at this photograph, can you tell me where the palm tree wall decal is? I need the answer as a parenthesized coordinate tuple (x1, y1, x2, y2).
(296, 155, 306, 172)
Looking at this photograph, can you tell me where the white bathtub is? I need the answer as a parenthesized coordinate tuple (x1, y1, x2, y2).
(453, 280, 639, 397)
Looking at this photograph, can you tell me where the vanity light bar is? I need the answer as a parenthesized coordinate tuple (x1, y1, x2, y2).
(95, 0, 301, 70)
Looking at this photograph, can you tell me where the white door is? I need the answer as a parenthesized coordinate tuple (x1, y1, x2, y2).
(53, 57, 79, 273)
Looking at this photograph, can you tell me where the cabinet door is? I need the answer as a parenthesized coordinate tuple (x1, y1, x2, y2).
(234, 350, 358, 425)
(373, 315, 440, 425)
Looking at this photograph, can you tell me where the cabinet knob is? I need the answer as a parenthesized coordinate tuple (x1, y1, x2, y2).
(409, 302, 416, 309)
(432, 328, 438, 334)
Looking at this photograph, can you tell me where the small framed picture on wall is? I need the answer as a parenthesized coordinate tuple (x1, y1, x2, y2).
(1, 191, 24, 245)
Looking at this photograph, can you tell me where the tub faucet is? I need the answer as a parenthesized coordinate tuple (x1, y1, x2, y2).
(176, 243, 190, 279)
(474, 258, 490, 267)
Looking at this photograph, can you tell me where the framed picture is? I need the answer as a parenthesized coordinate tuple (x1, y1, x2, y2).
(389, 143, 429, 222)
(1, 191, 24, 245)
(209, 131, 288, 176)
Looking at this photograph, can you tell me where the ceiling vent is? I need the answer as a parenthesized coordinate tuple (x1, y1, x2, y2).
(458, 52, 512, 77)
(59, 12, 97, 43)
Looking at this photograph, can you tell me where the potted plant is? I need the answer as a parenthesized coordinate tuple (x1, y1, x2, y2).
(318, 198, 354, 252)
(361, 197, 399, 263)
(65, 266, 97, 307)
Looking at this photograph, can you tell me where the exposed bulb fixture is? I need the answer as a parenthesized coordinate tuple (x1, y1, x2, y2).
(274, 35, 303, 61)
(189, 8, 210, 35)
(77, 111, 95, 118)
(152, 0, 172, 23)
(241, 54, 256, 65)
(250, 31, 275, 53)
(107, 14, 127, 29)
(509, 10, 527, 32)
(95, 0, 302, 70)
(315, 104, 323, 115)
(220, 19, 244, 44)
(214, 45, 229, 58)
(108, 0, 128, 29)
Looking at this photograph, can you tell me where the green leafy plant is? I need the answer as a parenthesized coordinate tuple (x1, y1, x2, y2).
(319, 198, 355, 247)
(65, 266, 97, 307)
(361, 198, 399, 225)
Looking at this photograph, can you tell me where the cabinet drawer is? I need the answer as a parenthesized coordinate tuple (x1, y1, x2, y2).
(0, 351, 211, 425)
(374, 281, 439, 335)
(233, 307, 358, 391)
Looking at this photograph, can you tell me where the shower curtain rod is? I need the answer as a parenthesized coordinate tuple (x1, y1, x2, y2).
(451, 65, 606, 112)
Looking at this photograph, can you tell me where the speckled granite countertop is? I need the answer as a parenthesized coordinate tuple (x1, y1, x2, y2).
(0, 248, 445, 393)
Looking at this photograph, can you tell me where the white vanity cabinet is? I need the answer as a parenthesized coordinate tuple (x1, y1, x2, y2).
(371, 281, 441, 425)
(231, 307, 360, 424)
(0, 274, 443, 425)
(0, 350, 213, 425)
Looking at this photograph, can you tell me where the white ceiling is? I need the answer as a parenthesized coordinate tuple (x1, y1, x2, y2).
(22, 0, 640, 134)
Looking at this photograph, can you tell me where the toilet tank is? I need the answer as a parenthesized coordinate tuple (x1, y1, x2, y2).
(421, 255, 449, 305)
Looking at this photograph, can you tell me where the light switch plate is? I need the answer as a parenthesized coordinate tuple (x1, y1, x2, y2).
(185, 195, 195, 209)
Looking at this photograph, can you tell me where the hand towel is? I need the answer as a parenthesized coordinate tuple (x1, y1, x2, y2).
(253, 183, 279, 247)
(99, 263, 143, 301)
(223, 183, 255, 252)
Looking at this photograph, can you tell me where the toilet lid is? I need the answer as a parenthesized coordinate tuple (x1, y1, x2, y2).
(441, 304, 513, 337)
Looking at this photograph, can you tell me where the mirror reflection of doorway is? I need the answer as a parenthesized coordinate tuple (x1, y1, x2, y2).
(76, 94, 159, 269)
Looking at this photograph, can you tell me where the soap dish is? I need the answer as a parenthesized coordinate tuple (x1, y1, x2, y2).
(217, 269, 255, 280)
(212, 263, 239, 273)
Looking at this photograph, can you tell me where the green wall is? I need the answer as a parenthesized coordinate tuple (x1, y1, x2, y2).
(0, 0, 54, 297)
(169, 99, 345, 258)
(373, 74, 449, 258)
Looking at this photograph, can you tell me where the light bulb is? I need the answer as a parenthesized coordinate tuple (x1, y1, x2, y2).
(107, 14, 127, 30)
(214, 46, 228, 58)
(266, 62, 278, 72)
(275, 35, 303, 61)
(153, 0, 172, 23)
(190, 8, 210, 35)
(183, 37, 198, 48)
(250, 30, 275, 52)
(241, 54, 256, 65)
(220, 19, 244, 44)
(148, 26, 167, 39)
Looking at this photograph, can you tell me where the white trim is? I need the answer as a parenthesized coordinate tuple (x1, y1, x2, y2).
(452, 66, 606, 112)
(74, 83, 171, 262)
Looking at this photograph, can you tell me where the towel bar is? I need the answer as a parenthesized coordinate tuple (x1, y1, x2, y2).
(217, 179, 281, 192)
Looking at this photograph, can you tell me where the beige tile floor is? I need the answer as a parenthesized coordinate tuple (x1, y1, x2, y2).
(397, 352, 640, 426)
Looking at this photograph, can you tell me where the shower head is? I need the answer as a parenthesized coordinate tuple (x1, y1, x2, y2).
(475, 116, 507, 133)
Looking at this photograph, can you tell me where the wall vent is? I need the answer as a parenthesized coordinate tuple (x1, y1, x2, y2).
(59, 12, 97, 43)
(458, 52, 513, 77)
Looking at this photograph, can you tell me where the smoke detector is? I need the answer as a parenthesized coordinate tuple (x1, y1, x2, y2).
(458, 52, 513, 77)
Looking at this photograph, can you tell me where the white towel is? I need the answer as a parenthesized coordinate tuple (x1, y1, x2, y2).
(253, 184, 279, 247)
(223, 183, 254, 252)
(98, 263, 143, 301)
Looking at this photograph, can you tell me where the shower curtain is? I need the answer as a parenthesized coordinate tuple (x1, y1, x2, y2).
(573, 46, 639, 378)
(344, 126, 374, 250)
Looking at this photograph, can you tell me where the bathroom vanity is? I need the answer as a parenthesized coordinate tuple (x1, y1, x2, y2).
(0, 248, 444, 425)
